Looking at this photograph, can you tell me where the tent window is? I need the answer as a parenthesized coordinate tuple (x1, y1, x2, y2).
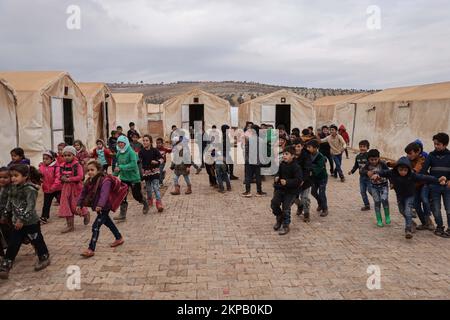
(193, 97, 199, 103)
(395, 104, 410, 127)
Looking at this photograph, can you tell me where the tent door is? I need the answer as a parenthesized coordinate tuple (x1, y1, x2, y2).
(181, 104, 190, 131)
(276, 104, 291, 133)
(104, 102, 110, 139)
(261, 105, 275, 128)
(50, 98, 74, 149)
(189, 104, 204, 138)
(63, 99, 75, 145)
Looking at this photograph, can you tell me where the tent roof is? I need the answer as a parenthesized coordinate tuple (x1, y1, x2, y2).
(0, 78, 17, 106)
(163, 88, 230, 106)
(147, 103, 162, 114)
(78, 82, 109, 99)
(314, 93, 370, 107)
(0, 71, 69, 92)
(356, 81, 450, 103)
(240, 89, 312, 108)
(113, 93, 144, 104)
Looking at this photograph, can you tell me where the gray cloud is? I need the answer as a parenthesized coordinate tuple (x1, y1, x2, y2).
(0, 0, 449, 89)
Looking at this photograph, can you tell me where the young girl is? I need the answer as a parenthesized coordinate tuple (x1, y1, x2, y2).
(0, 167, 12, 257)
(58, 146, 90, 233)
(56, 142, 67, 166)
(139, 135, 164, 212)
(170, 142, 192, 195)
(77, 160, 124, 258)
(73, 140, 90, 172)
(8, 148, 31, 167)
(0, 164, 50, 279)
(91, 139, 113, 173)
(39, 151, 62, 224)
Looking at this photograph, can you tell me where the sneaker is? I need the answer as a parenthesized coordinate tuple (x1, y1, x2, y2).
(320, 209, 329, 217)
(83, 213, 90, 226)
(256, 191, 267, 197)
(434, 227, 449, 238)
(0, 259, 12, 279)
(405, 230, 413, 239)
(273, 216, 282, 231)
(278, 225, 290, 236)
(230, 175, 239, 181)
(445, 228, 450, 238)
(34, 255, 51, 271)
(316, 206, 322, 212)
(361, 205, 371, 211)
(242, 192, 252, 198)
(296, 206, 304, 216)
(340, 177, 345, 183)
(80, 249, 95, 258)
(110, 238, 125, 248)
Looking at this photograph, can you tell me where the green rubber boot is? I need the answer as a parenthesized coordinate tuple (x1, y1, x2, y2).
(376, 211, 384, 227)
(384, 208, 391, 225)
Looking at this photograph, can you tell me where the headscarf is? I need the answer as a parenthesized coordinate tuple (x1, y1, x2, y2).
(117, 135, 130, 153)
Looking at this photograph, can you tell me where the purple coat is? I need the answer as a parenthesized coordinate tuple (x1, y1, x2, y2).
(77, 177, 112, 211)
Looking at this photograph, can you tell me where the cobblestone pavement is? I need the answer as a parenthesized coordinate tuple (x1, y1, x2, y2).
(0, 152, 449, 300)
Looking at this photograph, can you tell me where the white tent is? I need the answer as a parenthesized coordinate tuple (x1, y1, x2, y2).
(0, 78, 18, 166)
(239, 89, 315, 132)
(78, 82, 117, 149)
(0, 71, 88, 165)
(113, 93, 147, 136)
(162, 89, 231, 137)
(147, 103, 164, 138)
(353, 81, 450, 159)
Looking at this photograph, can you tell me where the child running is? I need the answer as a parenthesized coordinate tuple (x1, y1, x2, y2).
(348, 140, 371, 211)
(91, 139, 113, 173)
(371, 157, 446, 239)
(156, 138, 172, 186)
(139, 135, 164, 212)
(271, 145, 303, 235)
(58, 146, 90, 233)
(306, 140, 329, 217)
(73, 140, 90, 172)
(77, 160, 124, 258)
(8, 148, 30, 167)
(293, 139, 313, 222)
(0, 164, 50, 279)
(39, 151, 62, 224)
(361, 149, 390, 227)
(170, 140, 193, 195)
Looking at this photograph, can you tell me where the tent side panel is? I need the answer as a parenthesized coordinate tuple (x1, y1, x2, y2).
(0, 87, 18, 166)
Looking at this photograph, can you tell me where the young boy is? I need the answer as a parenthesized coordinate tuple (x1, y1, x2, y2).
(130, 133, 143, 153)
(371, 157, 446, 239)
(215, 150, 232, 193)
(271, 145, 303, 235)
(306, 140, 329, 217)
(320, 125, 347, 182)
(348, 140, 371, 211)
(108, 130, 119, 172)
(156, 138, 172, 186)
(421, 133, 450, 237)
(293, 139, 313, 222)
(361, 149, 390, 227)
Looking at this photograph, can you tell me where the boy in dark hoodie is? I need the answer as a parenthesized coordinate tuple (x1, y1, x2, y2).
(293, 139, 313, 222)
(421, 133, 450, 237)
(306, 140, 329, 217)
(348, 140, 371, 211)
(371, 157, 446, 239)
(271, 145, 303, 235)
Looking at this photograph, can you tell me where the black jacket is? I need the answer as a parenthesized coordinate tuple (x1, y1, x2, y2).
(379, 157, 440, 198)
(274, 161, 303, 194)
(296, 149, 312, 190)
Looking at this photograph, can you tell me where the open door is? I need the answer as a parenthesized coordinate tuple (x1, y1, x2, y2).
(189, 104, 204, 138)
(63, 99, 74, 145)
(181, 104, 189, 131)
(276, 104, 291, 133)
(104, 102, 110, 139)
(51, 97, 64, 150)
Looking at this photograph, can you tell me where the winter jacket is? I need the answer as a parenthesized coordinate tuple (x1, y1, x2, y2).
(157, 146, 172, 163)
(130, 141, 143, 153)
(92, 147, 113, 166)
(338, 125, 350, 144)
(108, 137, 118, 153)
(0, 185, 11, 219)
(421, 148, 450, 180)
(5, 183, 40, 225)
(319, 133, 331, 155)
(139, 147, 162, 181)
(350, 152, 369, 177)
(8, 158, 31, 167)
(379, 157, 440, 199)
(361, 161, 390, 186)
(321, 134, 347, 155)
(76, 149, 90, 168)
(77, 175, 112, 211)
(39, 161, 62, 194)
(310, 152, 328, 181)
(296, 149, 312, 190)
(274, 160, 303, 194)
(60, 159, 84, 184)
(113, 135, 141, 183)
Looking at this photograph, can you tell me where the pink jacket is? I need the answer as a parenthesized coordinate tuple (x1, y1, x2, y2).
(39, 161, 62, 194)
(60, 158, 84, 184)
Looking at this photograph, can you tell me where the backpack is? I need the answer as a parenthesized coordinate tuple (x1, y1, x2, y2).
(105, 175, 128, 212)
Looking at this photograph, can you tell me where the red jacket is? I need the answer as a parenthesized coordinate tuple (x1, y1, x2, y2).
(39, 161, 62, 193)
(339, 125, 350, 144)
(91, 147, 113, 166)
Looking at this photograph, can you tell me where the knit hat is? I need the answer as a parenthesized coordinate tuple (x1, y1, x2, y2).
(63, 146, 77, 156)
(43, 150, 56, 160)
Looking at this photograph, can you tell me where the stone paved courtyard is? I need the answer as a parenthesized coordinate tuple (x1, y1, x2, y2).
(0, 152, 449, 300)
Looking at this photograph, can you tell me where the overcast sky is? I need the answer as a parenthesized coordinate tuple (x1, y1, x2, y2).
(0, 0, 449, 89)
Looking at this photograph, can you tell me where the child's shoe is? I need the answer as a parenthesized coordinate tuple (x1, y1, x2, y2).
(320, 209, 328, 217)
(303, 212, 310, 223)
(80, 249, 95, 258)
(427, 217, 435, 231)
(405, 229, 413, 239)
(156, 200, 164, 213)
(148, 198, 154, 208)
(256, 191, 267, 197)
(110, 238, 125, 248)
(361, 205, 370, 211)
(296, 205, 303, 216)
(34, 254, 50, 271)
(273, 216, 282, 231)
(185, 185, 192, 195)
(170, 185, 181, 196)
(278, 225, 290, 235)
(434, 226, 448, 238)
(142, 199, 150, 215)
(226, 186, 232, 192)
(0, 259, 12, 279)
(242, 192, 252, 198)
(375, 211, 384, 227)
(83, 212, 90, 226)
(384, 208, 391, 225)
(316, 206, 322, 212)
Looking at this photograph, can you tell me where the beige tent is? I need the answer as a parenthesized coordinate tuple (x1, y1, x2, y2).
(78, 83, 117, 149)
(162, 89, 231, 137)
(113, 93, 147, 136)
(239, 89, 315, 132)
(147, 103, 164, 138)
(353, 81, 450, 160)
(0, 78, 18, 166)
(0, 71, 88, 165)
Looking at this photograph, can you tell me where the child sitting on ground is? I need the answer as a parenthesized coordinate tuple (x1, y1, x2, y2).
(77, 160, 125, 258)
(0, 165, 50, 279)
(361, 149, 390, 227)
(39, 151, 62, 224)
(306, 140, 329, 217)
(8, 148, 30, 167)
(271, 145, 303, 235)
(348, 140, 371, 211)
(370, 157, 446, 239)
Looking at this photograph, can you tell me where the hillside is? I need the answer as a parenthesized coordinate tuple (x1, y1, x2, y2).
(109, 81, 377, 105)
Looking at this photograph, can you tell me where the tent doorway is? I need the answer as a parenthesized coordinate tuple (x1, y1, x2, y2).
(63, 99, 74, 145)
(98, 102, 110, 141)
(51, 98, 75, 149)
(189, 104, 204, 138)
(276, 104, 291, 133)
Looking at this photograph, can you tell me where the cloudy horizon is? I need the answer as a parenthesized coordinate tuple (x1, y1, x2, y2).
(1, 0, 449, 90)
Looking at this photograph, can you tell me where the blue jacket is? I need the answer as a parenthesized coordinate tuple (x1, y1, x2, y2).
(421, 149, 450, 179)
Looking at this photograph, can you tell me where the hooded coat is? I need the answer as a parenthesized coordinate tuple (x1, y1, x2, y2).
(378, 157, 440, 198)
(5, 183, 40, 225)
(39, 161, 62, 194)
(338, 125, 350, 144)
(113, 135, 141, 183)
